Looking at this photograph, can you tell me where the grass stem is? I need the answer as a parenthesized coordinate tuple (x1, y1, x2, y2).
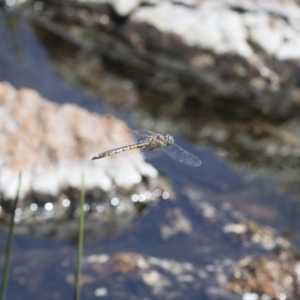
(74, 174, 86, 300)
(0, 173, 22, 300)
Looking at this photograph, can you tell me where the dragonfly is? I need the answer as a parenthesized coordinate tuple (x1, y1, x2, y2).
(92, 129, 202, 167)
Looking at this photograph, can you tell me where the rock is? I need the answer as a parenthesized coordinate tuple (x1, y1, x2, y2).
(160, 207, 193, 240)
(229, 254, 300, 300)
(4, 248, 241, 300)
(223, 221, 291, 251)
(0, 82, 157, 200)
(82, 251, 239, 299)
(63, 0, 300, 61)
(26, 0, 300, 121)
(131, 1, 253, 58)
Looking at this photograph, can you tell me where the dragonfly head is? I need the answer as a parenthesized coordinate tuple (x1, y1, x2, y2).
(165, 134, 174, 146)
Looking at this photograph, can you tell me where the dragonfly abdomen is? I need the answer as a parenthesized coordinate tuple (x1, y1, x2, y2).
(92, 142, 146, 160)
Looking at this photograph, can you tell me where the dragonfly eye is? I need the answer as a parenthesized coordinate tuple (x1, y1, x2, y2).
(167, 135, 174, 145)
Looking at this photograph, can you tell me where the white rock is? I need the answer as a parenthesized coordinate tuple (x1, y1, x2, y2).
(0, 82, 158, 199)
(132, 2, 253, 57)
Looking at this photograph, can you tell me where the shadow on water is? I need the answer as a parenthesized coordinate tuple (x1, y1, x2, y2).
(1, 12, 300, 300)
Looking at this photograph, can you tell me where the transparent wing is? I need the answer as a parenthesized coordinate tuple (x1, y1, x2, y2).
(140, 148, 163, 159)
(129, 129, 153, 143)
(163, 143, 202, 167)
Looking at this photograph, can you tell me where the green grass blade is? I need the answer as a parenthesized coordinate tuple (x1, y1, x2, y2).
(74, 174, 86, 300)
(0, 173, 22, 300)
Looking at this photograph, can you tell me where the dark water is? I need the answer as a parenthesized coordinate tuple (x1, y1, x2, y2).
(0, 13, 300, 300)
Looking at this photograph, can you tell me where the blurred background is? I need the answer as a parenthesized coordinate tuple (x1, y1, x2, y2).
(1, 0, 300, 299)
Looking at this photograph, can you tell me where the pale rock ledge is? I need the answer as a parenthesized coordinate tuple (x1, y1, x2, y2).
(0, 82, 157, 200)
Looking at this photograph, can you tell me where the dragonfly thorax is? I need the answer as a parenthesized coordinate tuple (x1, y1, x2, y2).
(144, 133, 174, 150)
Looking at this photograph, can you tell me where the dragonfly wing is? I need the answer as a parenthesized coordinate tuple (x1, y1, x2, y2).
(140, 148, 163, 160)
(163, 144, 202, 167)
(129, 129, 154, 143)
(133, 129, 154, 136)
